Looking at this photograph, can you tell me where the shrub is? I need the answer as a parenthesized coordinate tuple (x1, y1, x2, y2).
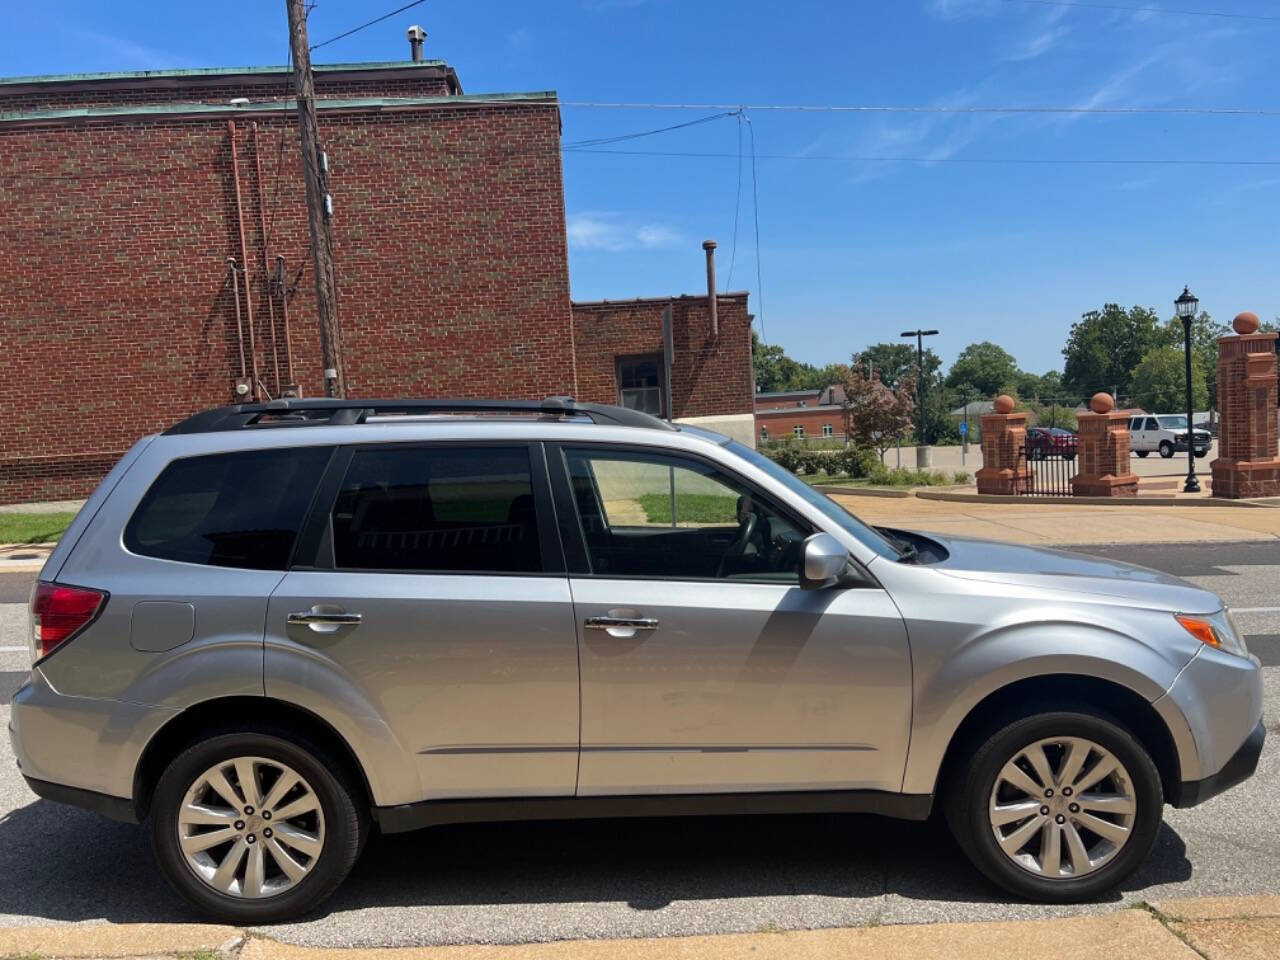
(953, 470, 972, 484)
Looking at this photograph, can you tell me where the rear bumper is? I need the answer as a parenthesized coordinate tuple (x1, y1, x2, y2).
(21, 774, 138, 823)
(1173, 720, 1265, 808)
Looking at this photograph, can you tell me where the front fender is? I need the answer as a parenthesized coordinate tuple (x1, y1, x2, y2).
(901, 620, 1199, 796)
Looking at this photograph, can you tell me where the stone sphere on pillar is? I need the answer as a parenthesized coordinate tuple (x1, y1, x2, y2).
(1090, 392, 1115, 414)
(993, 394, 1015, 415)
(1233, 311, 1261, 335)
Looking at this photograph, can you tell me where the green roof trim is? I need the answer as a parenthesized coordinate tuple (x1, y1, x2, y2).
(0, 91, 559, 126)
(0, 60, 450, 87)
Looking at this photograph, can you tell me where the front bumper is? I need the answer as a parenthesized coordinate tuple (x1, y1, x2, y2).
(1174, 720, 1265, 808)
(1173, 438, 1211, 453)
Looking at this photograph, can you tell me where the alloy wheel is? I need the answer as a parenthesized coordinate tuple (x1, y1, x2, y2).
(176, 756, 326, 899)
(988, 736, 1136, 880)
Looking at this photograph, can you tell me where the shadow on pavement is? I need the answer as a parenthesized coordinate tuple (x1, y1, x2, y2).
(0, 799, 1192, 924)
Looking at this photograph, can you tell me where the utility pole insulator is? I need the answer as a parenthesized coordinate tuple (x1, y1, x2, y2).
(286, 0, 345, 398)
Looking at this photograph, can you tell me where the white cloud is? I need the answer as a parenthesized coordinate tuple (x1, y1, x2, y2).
(1004, 25, 1069, 61)
(567, 213, 683, 252)
(72, 29, 189, 70)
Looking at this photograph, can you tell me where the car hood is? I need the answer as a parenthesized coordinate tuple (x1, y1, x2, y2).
(916, 533, 1221, 612)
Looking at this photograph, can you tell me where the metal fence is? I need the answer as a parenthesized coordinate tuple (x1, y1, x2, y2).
(1017, 441, 1078, 497)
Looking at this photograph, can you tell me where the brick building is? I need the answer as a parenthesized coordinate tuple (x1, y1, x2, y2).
(0, 56, 752, 503)
(754, 387, 846, 444)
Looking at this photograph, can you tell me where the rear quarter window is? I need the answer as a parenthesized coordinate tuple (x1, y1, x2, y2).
(124, 446, 332, 569)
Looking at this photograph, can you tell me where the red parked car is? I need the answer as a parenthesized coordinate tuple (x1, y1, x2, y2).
(1026, 426, 1078, 460)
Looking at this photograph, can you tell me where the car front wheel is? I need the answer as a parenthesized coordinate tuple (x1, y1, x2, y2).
(1159, 441, 1174, 458)
(945, 710, 1162, 902)
(150, 730, 366, 923)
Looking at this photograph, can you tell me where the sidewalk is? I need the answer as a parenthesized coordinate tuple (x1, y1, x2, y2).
(830, 491, 1280, 546)
(1, 896, 1275, 959)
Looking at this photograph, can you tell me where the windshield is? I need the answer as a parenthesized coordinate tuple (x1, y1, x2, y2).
(1158, 416, 1189, 430)
(727, 440, 900, 560)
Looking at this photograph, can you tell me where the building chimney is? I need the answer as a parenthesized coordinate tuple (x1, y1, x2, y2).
(407, 25, 426, 62)
(702, 239, 718, 338)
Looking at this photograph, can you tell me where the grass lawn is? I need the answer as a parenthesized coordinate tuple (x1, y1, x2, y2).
(0, 511, 77, 544)
(637, 493, 738, 525)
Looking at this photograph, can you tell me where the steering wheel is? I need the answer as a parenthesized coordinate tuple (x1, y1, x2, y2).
(716, 510, 758, 578)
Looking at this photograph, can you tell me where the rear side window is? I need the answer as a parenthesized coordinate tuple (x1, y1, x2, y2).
(331, 446, 542, 574)
(125, 447, 332, 569)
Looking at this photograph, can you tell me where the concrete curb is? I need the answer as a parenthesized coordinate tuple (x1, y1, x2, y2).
(811, 484, 914, 499)
(914, 490, 1278, 508)
(4, 899, 1277, 959)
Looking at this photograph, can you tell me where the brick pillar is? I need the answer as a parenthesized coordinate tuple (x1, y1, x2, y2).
(976, 394, 1031, 495)
(1211, 311, 1280, 498)
(1072, 392, 1139, 497)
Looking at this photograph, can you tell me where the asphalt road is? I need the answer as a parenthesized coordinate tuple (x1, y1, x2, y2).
(0, 541, 1276, 947)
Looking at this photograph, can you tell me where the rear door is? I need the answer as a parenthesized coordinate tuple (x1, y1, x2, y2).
(549, 443, 912, 797)
(265, 441, 580, 802)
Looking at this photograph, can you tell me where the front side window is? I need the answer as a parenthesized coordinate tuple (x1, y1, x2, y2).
(1145, 418, 1160, 431)
(125, 446, 332, 569)
(563, 448, 808, 582)
(617, 355, 664, 417)
(331, 446, 541, 573)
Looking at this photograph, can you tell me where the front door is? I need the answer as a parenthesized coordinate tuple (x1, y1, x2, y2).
(265, 442, 579, 802)
(550, 444, 912, 797)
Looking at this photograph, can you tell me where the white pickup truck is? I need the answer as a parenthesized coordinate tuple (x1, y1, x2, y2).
(1128, 414, 1212, 459)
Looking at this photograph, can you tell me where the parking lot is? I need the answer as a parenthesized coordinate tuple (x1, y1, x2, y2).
(0, 539, 1276, 948)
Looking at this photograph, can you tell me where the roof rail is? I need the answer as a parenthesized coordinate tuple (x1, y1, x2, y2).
(164, 396, 678, 435)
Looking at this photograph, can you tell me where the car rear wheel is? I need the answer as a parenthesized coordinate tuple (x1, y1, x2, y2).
(1135, 451, 1149, 458)
(945, 710, 1162, 902)
(150, 730, 366, 922)
(1159, 441, 1174, 458)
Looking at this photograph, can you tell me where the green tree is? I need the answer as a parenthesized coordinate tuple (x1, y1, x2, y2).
(1131, 347, 1209, 414)
(1062, 304, 1162, 399)
(752, 333, 826, 393)
(1153, 311, 1229, 408)
(857, 342, 942, 390)
(945, 341, 1020, 398)
(1036, 369, 1065, 401)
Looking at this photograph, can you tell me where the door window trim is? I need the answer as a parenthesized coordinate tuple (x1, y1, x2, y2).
(545, 440, 816, 583)
(291, 440, 566, 577)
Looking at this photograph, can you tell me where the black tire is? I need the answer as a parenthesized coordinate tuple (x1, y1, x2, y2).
(944, 709, 1163, 903)
(149, 729, 366, 923)
(1135, 451, 1149, 458)
(1158, 441, 1174, 459)
(1194, 451, 1208, 459)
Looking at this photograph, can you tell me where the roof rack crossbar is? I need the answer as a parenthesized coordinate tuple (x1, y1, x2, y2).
(164, 396, 676, 435)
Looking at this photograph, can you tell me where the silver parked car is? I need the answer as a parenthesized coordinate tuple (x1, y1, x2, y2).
(12, 397, 1264, 921)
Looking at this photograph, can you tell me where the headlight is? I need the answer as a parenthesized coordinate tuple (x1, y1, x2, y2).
(1176, 609, 1249, 658)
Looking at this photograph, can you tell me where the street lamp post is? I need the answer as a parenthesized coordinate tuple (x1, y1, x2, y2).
(1175, 286, 1201, 494)
(901, 329, 940, 467)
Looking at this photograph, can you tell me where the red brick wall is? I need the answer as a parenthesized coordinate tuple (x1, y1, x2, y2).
(0, 94, 573, 503)
(570, 295, 754, 420)
(755, 407, 845, 442)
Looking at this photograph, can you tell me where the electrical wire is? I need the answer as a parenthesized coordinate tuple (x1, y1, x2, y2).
(560, 100, 1280, 117)
(1001, 0, 1280, 23)
(561, 110, 738, 149)
(562, 147, 1280, 166)
(310, 0, 427, 52)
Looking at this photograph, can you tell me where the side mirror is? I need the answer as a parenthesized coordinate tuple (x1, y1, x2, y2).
(800, 532, 849, 590)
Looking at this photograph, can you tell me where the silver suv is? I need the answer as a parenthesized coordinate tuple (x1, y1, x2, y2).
(12, 397, 1264, 922)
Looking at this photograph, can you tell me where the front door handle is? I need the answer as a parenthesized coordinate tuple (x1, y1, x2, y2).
(584, 616, 659, 631)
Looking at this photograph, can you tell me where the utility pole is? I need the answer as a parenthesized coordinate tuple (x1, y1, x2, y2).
(286, 0, 345, 398)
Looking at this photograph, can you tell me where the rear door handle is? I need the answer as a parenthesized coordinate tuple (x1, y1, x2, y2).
(288, 609, 362, 634)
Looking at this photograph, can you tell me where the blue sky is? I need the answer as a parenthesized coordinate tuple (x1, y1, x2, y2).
(4, 0, 1278, 375)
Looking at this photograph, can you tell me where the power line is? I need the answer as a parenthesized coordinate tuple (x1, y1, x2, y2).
(560, 100, 1280, 117)
(309, 0, 427, 52)
(563, 147, 1280, 166)
(1001, 0, 1280, 23)
(561, 110, 737, 149)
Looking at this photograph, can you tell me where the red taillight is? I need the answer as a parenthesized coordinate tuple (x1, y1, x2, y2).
(30, 583, 106, 661)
